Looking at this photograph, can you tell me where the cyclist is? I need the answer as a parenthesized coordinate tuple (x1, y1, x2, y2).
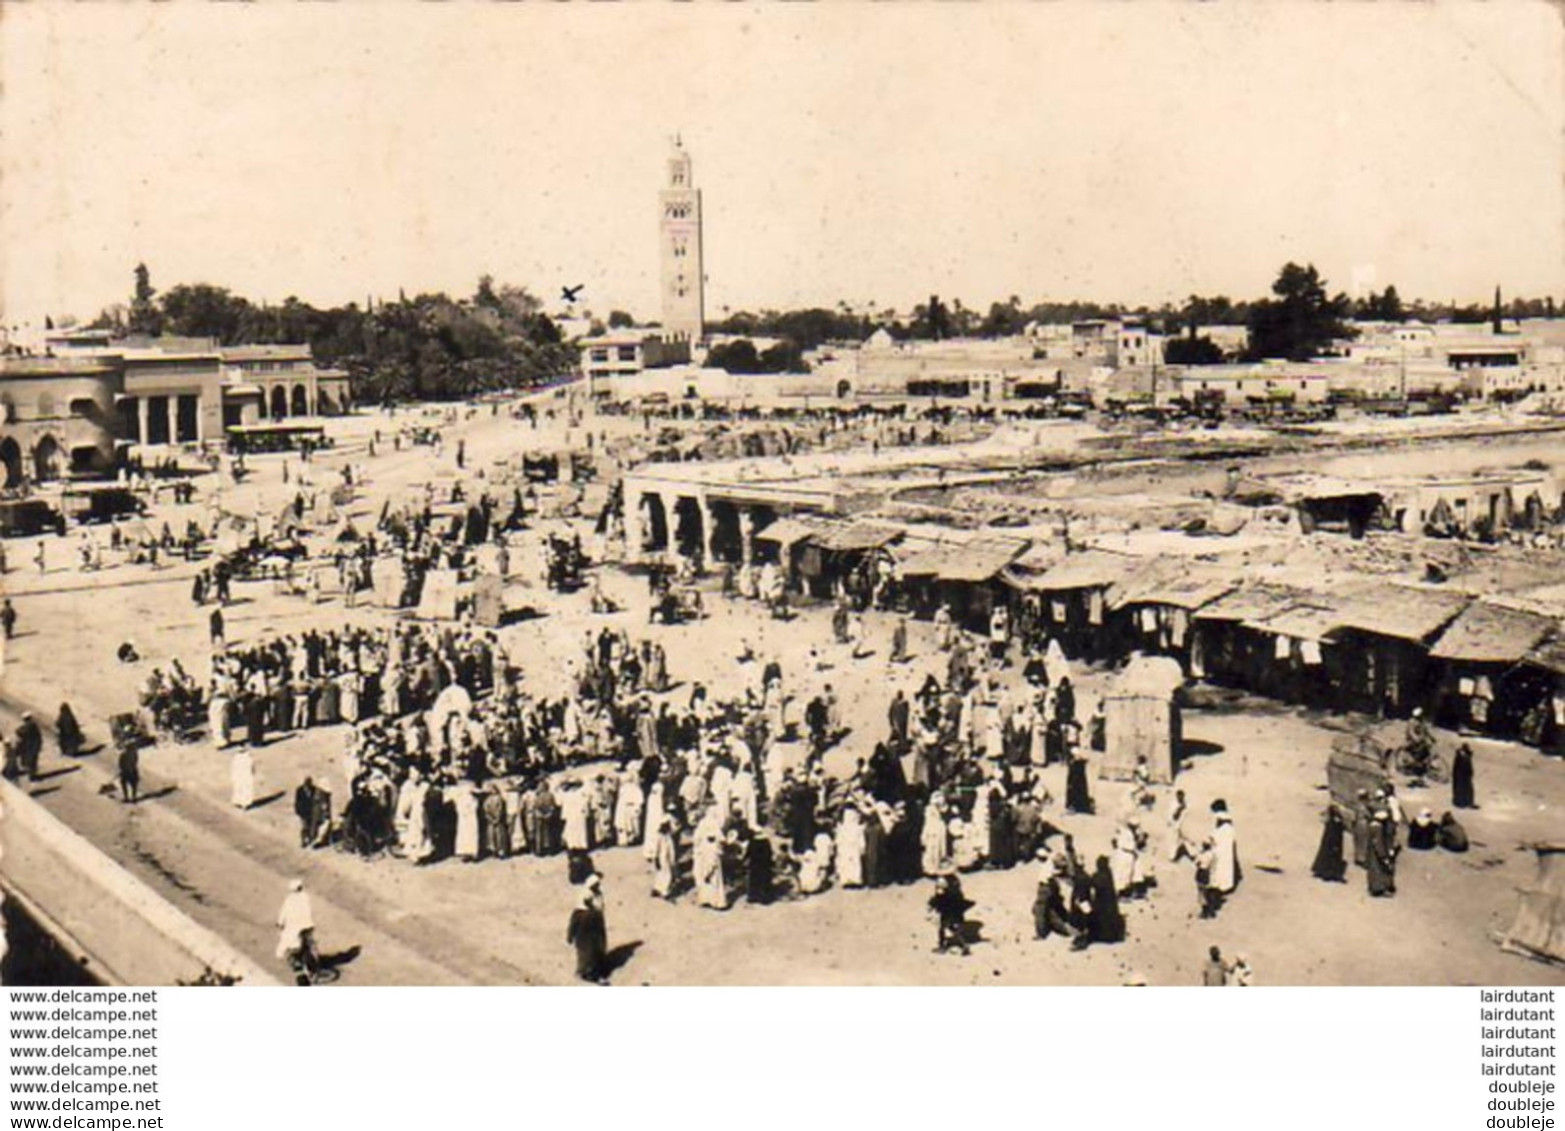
(1403, 708, 1434, 778)
(275, 878, 318, 985)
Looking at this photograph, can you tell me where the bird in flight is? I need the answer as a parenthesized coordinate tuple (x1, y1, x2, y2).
(561, 284, 584, 303)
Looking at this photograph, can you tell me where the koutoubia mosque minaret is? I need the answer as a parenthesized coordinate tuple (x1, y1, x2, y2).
(659, 135, 705, 343)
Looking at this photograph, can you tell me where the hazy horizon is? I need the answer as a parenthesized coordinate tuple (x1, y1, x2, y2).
(3, 4, 1561, 329)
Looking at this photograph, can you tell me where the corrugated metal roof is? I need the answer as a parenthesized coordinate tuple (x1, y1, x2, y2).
(1429, 601, 1558, 664)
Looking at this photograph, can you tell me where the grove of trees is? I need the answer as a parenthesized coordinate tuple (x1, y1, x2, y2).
(89, 268, 577, 404)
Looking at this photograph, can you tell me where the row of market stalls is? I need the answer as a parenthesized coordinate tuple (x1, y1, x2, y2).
(750, 508, 1565, 752)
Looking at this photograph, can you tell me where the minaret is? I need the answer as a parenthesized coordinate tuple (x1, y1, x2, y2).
(659, 136, 705, 343)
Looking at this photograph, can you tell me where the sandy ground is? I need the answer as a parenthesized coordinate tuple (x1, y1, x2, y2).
(1, 398, 1562, 986)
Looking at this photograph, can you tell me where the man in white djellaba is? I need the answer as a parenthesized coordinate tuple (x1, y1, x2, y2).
(230, 747, 257, 810)
(276, 879, 316, 984)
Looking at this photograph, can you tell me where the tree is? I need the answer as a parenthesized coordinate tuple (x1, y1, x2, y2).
(1356, 285, 1405, 322)
(1244, 262, 1355, 361)
(980, 296, 1026, 338)
(161, 283, 253, 343)
(910, 294, 952, 341)
(1164, 336, 1224, 365)
(706, 339, 763, 373)
(128, 263, 163, 337)
(607, 309, 635, 329)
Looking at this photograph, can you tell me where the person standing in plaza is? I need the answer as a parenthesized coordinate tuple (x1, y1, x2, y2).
(1310, 805, 1347, 882)
(56, 702, 85, 758)
(1366, 807, 1398, 897)
(231, 747, 257, 810)
(1202, 945, 1227, 986)
(13, 713, 42, 780)
(117, 741, 140, 804)
(567, 873, 609, 984)
(1451, 742, 1476, 809)
(928, 873, 973, 955)
(1207, 800, 1239, 912)
(1, 598, 15, 640)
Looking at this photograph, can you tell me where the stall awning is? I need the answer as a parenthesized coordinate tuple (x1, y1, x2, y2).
(754, 517, 825, 546)
(1193, 584, 1310, 624)
(1524, 634, 1565, 676)
(940, 539, 1029, 583)
(1107, 559, 1238, 612)
(1246, 602, 1346, 642)
(900, 540, 1026, 582)
(1327, 583, 1471, 644)
(1430, 601, 1558, 664)
(810, 523, 902, 553)
(1004, 549, 1138, 593)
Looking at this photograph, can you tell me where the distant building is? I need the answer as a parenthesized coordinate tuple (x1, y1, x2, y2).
(659, 138, 705, 344)
(1172, 363, 1331, 406)
(0, 337, 351, 489)
(578, 330, 692, 383)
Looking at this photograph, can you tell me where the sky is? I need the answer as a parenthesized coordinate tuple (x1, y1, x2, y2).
(2, 3, 1561, 329)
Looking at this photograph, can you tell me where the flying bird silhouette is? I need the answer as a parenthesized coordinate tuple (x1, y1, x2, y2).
(561, 285, 584, 303)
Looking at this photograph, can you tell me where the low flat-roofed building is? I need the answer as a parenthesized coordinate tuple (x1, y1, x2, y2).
(579, 330, 692, 381)
(0, 337, 351, 489)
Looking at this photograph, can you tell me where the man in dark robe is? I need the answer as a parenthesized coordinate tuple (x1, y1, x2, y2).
(295, 778, 320, 847)
(1366, 810, 1398, 897)
(1451, 743, 1476, 809)
(745, 830, 776, 905)
(117, 743, 140, 803)
(1032, 873, 1076, 942)
(928, 875, 973, 955)
(887, 691, 910, 754)
(862, 809, 887, 888)
(245, 694, 267, 748)
(987, 790, 1017, 869)
(481, 788, 510, 858)
(1437, 811, 1469, 853)
(56, 703, 85, 758)
(566, 875, 609, 984)
(1089, 856, 1126, 944)
(1310, 806, 1347, 882)
(1065, 754, 1094, 815)
(13, 714, 43, 780)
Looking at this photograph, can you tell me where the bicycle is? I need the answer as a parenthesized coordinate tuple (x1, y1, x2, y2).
(286, 930, 340, 986)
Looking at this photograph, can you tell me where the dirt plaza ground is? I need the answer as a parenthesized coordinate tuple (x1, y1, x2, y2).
(2, 398, 1562, 986)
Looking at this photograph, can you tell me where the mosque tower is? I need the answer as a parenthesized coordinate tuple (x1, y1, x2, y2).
(659, 136, 705, 343)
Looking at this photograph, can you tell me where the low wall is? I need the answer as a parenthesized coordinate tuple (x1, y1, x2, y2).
(0, 779, 277, 986)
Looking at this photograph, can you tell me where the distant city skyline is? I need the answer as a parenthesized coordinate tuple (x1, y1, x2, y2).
(2, 4, 1561, 329)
